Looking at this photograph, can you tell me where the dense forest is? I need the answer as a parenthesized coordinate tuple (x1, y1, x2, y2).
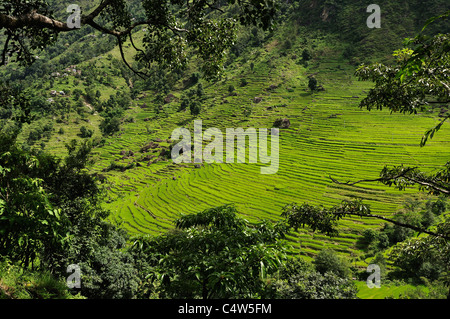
(0, 0, 449, 302)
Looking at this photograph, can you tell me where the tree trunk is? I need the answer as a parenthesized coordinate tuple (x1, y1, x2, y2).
(202, 279, 208, 299)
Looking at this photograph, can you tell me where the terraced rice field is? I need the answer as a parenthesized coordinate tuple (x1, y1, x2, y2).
(37, 37, 449, 265)
(355, 281, 425, 299)
(81, 51, 450, 263)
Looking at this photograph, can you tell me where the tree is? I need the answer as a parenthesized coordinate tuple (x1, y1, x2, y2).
(189, 99, 201, 116)
(130, 205, 288, 299)
(281, 199, 450, 241)
(355, 10, 450, 147)
(0, 134, 69, 269)
(0, 132, 140, 298)
(313, 248, 352, 279)
(308, 75, 318, 91)
(267, 257, 357, 299)
(0, 81, 34, 127)
(0, 0, 278, 79)
(100, 115, 121, 136)
(79, 126, 93, 138)
(302, 49, 311, 62)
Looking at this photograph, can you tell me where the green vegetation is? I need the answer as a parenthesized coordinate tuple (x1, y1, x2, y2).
(0, 0, 449, 300)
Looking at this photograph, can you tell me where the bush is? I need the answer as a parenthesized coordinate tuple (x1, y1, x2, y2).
(196, 83, 204, 98)
(190, 100, 201, 116)
(362, 229, 378, 245)
(313, 249, 352, 279)
(302, 49, 312, 61)
(270, 258, 357, 299)
(190, 73, 200, 85)
(100, 114, 121, 136)
(308, 76, 318, 91)
(79, 126, 93, 138)
(283, 39, 292, 50)
(275, 272, 357, 299)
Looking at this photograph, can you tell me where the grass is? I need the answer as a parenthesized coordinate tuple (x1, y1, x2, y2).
(0, 260, 84, 299)
(355, 281, 427, 299)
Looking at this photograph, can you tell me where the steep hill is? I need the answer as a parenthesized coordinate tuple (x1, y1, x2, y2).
(1, 1, 449, 268)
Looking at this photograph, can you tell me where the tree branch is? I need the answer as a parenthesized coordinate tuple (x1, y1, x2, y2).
(0, 11, 72, 31)
(205, 1, 225, 13)
(0, 1, 153, 77)
(82, 0, 112, 22)
(347, 211, 450, 241)
(329, 167, 416, 186)
(116, 36, 148, 79)
(406, 176, 450, 195)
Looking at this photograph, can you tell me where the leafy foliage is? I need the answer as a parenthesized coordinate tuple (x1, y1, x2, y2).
(0, 0, 58, 65)
(1, 0, 279, 80)
(268, 257, 357, 299)
(131, 205, 289, 299)
(313, 249, 352, 279)
(0, 134, 69, 269)
(282, 199, 371, 237)
(355, 11, 450, 146)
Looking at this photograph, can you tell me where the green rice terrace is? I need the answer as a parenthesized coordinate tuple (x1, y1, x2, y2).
(24, 31, 450, 266)
(2, 0, 449, 300)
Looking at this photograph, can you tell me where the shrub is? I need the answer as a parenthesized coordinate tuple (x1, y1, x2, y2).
(313, 249, 352, 279)
(362, 229, 378, 245)
(100, 114, 121, 136)
(274, 272, 357, 299)
(270, 258, 357, 300)
(302, 49, 312, 61)
(190, 100, 201, 116)
(308, 76, 318, 91)
(79, 126, 93, 138)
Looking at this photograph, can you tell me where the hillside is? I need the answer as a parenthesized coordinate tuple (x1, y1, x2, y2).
(1, 0, 449, 300)
(6, 5, 448, 250)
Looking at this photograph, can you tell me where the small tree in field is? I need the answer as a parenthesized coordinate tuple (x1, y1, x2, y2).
(308, 75, 318, 92)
